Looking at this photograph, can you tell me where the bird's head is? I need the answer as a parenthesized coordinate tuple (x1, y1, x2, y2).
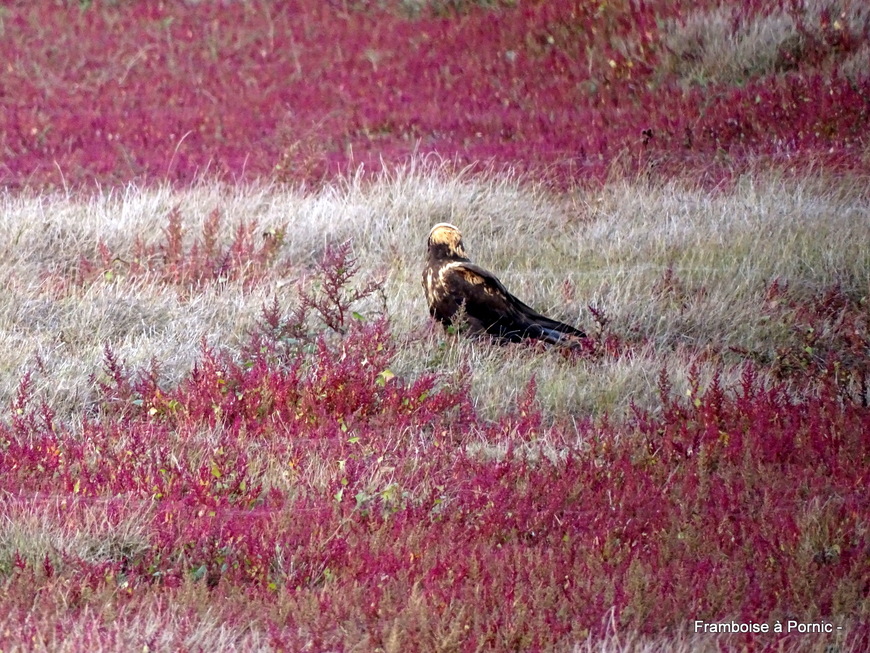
(427, 223, 468, 261)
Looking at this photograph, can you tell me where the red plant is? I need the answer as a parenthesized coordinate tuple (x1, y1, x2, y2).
(1, 1, 867, 190)
(1, 245, 867, 651)
(72, 206, 285, 292)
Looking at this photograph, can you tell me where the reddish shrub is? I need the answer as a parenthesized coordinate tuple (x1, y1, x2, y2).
(2, 1, 867, 190)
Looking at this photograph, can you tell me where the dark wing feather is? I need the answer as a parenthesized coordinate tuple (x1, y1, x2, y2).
(442, 262, 585, 345)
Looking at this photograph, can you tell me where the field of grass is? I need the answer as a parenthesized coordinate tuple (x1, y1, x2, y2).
(1, 1, 868, 651)
(3, 0, 869, 188)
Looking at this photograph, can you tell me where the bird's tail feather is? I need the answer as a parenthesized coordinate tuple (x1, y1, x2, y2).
(538, 326, 586, 348)
(517, 320, 586, 347)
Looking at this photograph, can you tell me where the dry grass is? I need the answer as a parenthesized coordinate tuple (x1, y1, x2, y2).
(571, 626, 861, 653)
(657, 0, 870, 85)
(0, 583, 860, 653)
(0, 494, 153, 570)
(1, 163, 868, 424)
(2, 0, 868, 646)
(0, 591, 274, 653)
(390, 168, 870, 418)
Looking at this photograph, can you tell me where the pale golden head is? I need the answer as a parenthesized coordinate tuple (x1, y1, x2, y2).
(427, 223, 467, 259)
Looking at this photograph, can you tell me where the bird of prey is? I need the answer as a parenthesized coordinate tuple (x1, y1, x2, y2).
(422, 223, 585, 346)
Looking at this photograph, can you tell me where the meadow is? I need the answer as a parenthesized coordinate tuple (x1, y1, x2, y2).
(1, 1, 868, 651)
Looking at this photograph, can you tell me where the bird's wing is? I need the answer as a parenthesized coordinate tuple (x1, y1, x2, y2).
(443, 262, 585, 343)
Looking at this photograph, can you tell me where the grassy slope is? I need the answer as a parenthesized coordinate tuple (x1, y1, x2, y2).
(1, 0, 869, 650)
(2, 0, 869, 188)
(0, 166, 868, 651)
(2, 166, 867, 419)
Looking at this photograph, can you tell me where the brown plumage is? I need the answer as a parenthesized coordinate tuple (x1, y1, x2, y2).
(422, 223, 585, 346)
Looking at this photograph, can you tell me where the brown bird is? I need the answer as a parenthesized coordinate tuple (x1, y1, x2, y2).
(422, 223, 586, 346)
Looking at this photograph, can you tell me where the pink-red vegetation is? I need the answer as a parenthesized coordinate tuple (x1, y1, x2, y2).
(1, 240, 867, 650)
(2, 0, 868, 189)
(79, 206, 286, 291)
(2, 1, 868, 648)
